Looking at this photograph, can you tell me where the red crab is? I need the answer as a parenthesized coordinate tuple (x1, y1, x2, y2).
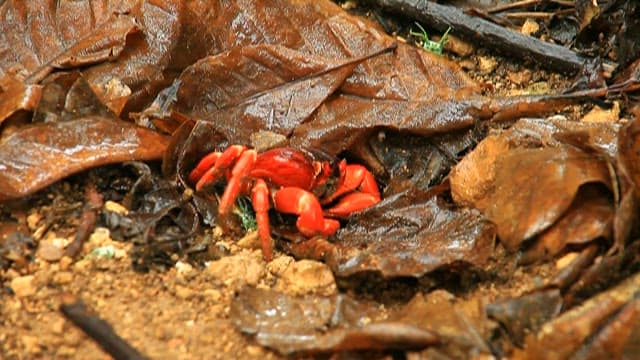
(189, 145, 381, 260)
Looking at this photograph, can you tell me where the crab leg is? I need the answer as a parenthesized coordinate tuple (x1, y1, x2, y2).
(217, 149, 257, 217)
(192, 145, 247, 191)
(273, 187, 341, 238)
(251, 179, 272, 261)
(189, 151, 221, 184)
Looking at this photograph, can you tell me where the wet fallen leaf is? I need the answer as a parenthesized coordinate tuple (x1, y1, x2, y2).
(231, 287, 438, 355)
(520, 185, 612, 263)
(0, 117, 168, 201)
(0, 1, 139, 84)
(328, 188, 496, 278)
(173, 44, 390, 144)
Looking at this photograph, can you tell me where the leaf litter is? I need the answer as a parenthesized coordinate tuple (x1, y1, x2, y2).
(0, 0, 640, 358)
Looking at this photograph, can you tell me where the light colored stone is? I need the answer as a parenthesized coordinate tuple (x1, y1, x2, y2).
(507, 69, 532, 85)
(59, 256, 73, 270)
(204, 288, 222, 302)
(88, 227, 112, 246)
(174, 285, 195, 299)
(21, 335, 41, 354)
(246, 345, 264, 357)
(53, 271, 74, 285)
(445, 35, 474, 57)
(275, 259, 336, 296)
(175, 261, 196, 281)
(11, 275, 37, 298)
(37, 242, 64, 262)
(26, 212, 42, 230)
(104, 200, 129, 215)
(477, 56, 498, 74)
(205, 251, 265, 288)
(236, 230, 261, 250)
(266, 255, 295, 276)
(581, 101, 620, 123)
(521, 19, 540, 36)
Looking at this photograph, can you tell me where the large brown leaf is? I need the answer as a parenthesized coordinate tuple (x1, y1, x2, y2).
(327, 189, 496, 278)
(450, 117, 615, 252)
(0, 116, 168, 201)
(172, 43, 393, 143)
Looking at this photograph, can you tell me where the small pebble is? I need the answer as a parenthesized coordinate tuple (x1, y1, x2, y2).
(521, 19, 540, 36)
(175, 285, 195, 299)
(10, 275, 37, 298)
(104, 200, 128, 215)
(37, 242, 64, 262)
(275, 259, 336, 296)
(477, 56, 497, 74)
(52, 271, 74, 285)
(246, 345, 264, 357)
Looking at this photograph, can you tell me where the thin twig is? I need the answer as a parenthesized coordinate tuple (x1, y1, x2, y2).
(60, 297, 148, 360)
(504, 8, 575, 19)
(487, 0, 574, 13)
(487, 0, 543, 14)
(64, 184, 103, 258)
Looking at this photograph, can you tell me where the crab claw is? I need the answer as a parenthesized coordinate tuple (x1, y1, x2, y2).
(322, 160, 381, 216)
(273, 187, 340, 237)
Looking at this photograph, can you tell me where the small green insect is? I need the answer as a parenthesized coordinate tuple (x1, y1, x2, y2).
(233, 196, 257, 232)
(410, 23, 452, 55)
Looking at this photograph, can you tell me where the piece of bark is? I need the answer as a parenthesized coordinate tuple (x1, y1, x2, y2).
(372, 0, 589, 74)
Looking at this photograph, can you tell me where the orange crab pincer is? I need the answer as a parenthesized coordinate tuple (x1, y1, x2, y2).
(189, 145, 381, 260)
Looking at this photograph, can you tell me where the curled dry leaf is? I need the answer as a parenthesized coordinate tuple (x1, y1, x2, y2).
(477, 146, 610, 250)
(450, 117, 614, 253)
(521, 185, 612, 263)
(0, 117, 168, 201)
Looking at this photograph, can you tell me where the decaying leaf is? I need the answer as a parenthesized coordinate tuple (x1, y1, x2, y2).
(521, 185, 612, 263)
(397, 290, 493, 358)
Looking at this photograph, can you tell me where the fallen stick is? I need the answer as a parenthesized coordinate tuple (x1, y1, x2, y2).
(60, 297, 148, 360)
(371, 0, 590, 74)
